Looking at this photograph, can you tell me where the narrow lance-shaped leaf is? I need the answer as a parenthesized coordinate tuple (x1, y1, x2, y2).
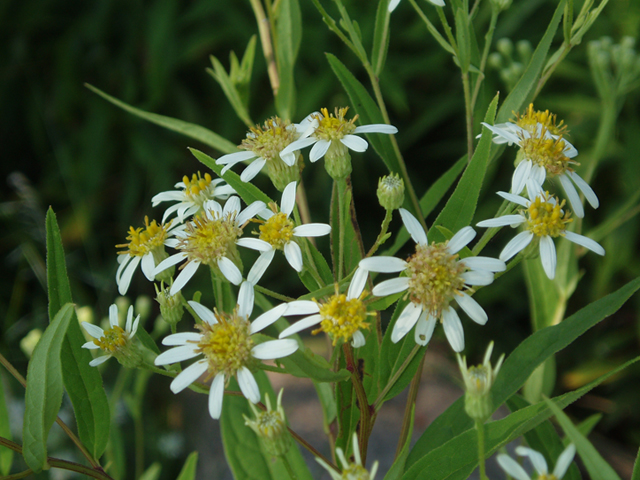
(275, 0, 302, 120)
(46, 208, 110, 459)
(176, 452, 199, 480)
(22, 303, 75, 472)
(0, 372, 13, 475)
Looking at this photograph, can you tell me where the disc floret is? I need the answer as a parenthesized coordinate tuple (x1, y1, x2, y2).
(525, 194, 572, 237)
(513, 103, 568, 137)
(179, 210, 243, 267)
(258, 206, 295, 250)
(313, 287, 372, 346)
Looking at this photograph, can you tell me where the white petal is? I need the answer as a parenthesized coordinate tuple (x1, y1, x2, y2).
(284, 241, 303, 272)
(82, 322, 104, 340)
(372, 277, 410, 296)
(516, 447, 548, 475)
(82, 340, 100, 350)
(354, 124, 398, 134)
(279, 314, 322, 338)
(497, 191, 530, 207)
(236, 237, 273, 252)
(293, 223, 332, 237)
(310, 139, 331, 162)
(460, 256, 506, 272)
(206, 199, 224, 218)
(497, 454, 531, 480)
(559, 173, 584, 218)
(108, 304, 119, 328)
(89, 355, 112, 367)
(460, 270, 495, 286)
(539, 235, 557, 280)
(252, 339, 298, 359)
(237, 201, 266, 226)
(141, 253, 156, 281)
(238, 281, 255, 318)
(281, 181, 297, 217)
(209, 373, 226, 419)
(116, 254, 130, 283)
(563, 231, 605, 256)
(511, 159, 532, 195)
(340, 135, 368, 152)
(284, 300, 319, 316)
(154, 252, 188, 276)
(427, 0, 446, 6)
(280, 150, 296, 167)
(500, 231, 534, 262)
(530, 164, 546, 187)
(237, 366, 261, 404)
(154, 344, 199, 365)
(240, 158, 267, 182)
(170, 260, 200, 295)
(359, 256, 407, 273)
(217, 257, 243, 285)
(347, 267, 368, 299)
(248, 249, 275, 284)
(567, 170, 599, 209)
(251, 303, 288, 334)
(454, 292, 488, 325)
(125, 306, 134, 332)
(188, 300, 217, 325)
(130, 315, 140, 337)
(216, 150, 256, 166)
(442, 307, 465, 352)
(388, 0, 401, 11)
(399, 208, 427, 245)
(280, 137, 316, 160)
(351, 330, 366, 348)
(482, 122, 521, 145)
(447, 226, 476, 254)
(170, 360, 208, 393)
(118, 256, 142, 295)
(391, 302, 422, 343)
(414, 314, 437, 346)
(223, 196, 241, 218)
(161, 332, 202, 346)
(553, 444, 576, 479)
(476, 215, 526, 228)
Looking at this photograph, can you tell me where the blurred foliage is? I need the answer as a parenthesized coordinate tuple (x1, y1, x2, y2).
(1, 0, 640, 477)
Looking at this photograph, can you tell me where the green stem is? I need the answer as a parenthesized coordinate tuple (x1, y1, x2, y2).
(254, 284, 295, 303)
(395, 354, 424, 460)
(366, 209, 393, 258)
(470, 9, 499, 110)
(476, 420, 488, 480)
(373, 344, 422, 410)
(343, 344, 372, 464)
(437, 6, 458, 50)
(248, 0, 279, 100)
(281, 455, 298, 480)
(336, 179, 348, 281)
(584, 100, 616, 183)
(462, 71, 474, 161)
(534, 42, 572, 98)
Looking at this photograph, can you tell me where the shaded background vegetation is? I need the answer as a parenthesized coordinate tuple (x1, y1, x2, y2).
(1, 0, 639, 477)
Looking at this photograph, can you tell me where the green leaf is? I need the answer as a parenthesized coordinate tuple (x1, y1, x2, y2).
(0, 372, 13, 475)
(207, 55, 254, 127)
(545, 396, 622, 480)
(496, 0, 566, 123)
(221, 372, 313, 480)
(371, 0, 391, 75)
(632, 447, 640, 480)
(401, 357, 638, 480)
(276, 345, 350, 383)
(46, 208, 110, 459)
(275, 0, 302, 120)
(135, 324, 161, 355)
(189, 148, 273, 206)
(384, 405, 415, 480)
(85, 84, 237, 154)
(405, 275, 640, 470)
(22, 303, 75, 472)
(428, 93, 499, 243)
(176, 451, 199, 480)
(454, 9, 471, 74)
(139, 463, 162, 480)
(331, 179, 365, 279)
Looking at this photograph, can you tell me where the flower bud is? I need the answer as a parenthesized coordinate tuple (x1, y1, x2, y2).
(244, 390, 291, 457)
(156, 285, 185, 327)
(490, 0, 511, 12)
(377, 174, 405, 211)
(496, 38, 513, 58)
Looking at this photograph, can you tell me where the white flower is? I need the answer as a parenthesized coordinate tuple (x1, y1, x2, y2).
(388, 0, 444, 13)
(279, 107, 398, 165)
(151, 172, 234, 223)
(359, 209, 506, 352)
(497, 444, 576, 480)
(153, 196, 266, 295)
(477, 191, 605, 280)
(317, 432, 379, 480)
(269, 268, 373, 348)
(115, 217, 183, 295)
(154, 292, 298, 420)
(240, 181, 331, 274)
(82, 304, 140, 367)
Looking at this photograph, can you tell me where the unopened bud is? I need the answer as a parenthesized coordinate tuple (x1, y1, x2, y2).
(490, 0, 511, 12)
(244, 390, 291, 457)
(377, 174, 405, 211)
(156, 285, 185, 327)
(496, 38, 513, 58)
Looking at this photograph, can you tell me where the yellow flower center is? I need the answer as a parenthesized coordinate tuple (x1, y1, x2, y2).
(519, 128, 573, 176)
(466, 365, 491, 396)
(340, 464, 371, 480)
(525, 195, 572, 238)
(313, 290, 371, 346)
(117, 216, 171, 257)
(252, 410, 286, 439)
(406, 243, 467, 318)
(240, 117, 298, 161)
(195, 309, 254, 378)
(177, 210, 242, 266)
(94, 325, 128, 353)
(312, 107, 358, 142)
(538, 475, 558, 480)
(513, 103, 567, 137)
(257, 209, 295, 250)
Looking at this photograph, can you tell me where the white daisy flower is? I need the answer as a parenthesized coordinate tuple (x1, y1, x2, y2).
(115, 216, 182, 295)
(240, 181, 331, 274)
(82, 304, 141, 368)
(153, 196, 266, 295)
(477, 191, 605, 280)
(272, 267, 374, 348)
(497, 444, 576, 480)
(153, 293, 298, 420)
(279, 107, 398, 179)
(359, 209, 506, 352)
(151, 172, 235, 224)
(317, 432, 379, 480)
(388, 0, 444, 13)
(482, 104, 597, 218)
